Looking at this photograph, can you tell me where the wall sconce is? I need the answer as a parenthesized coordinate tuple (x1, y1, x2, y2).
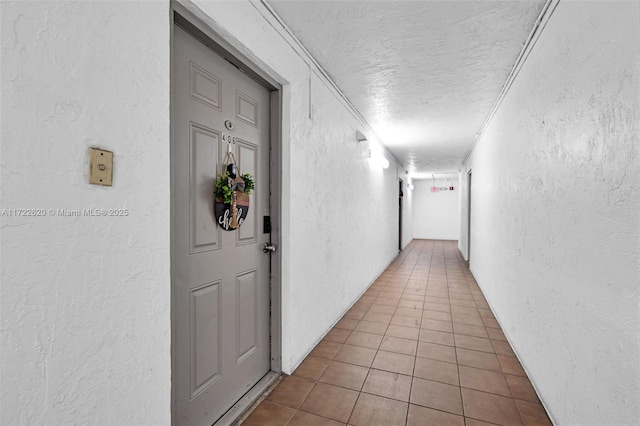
(356, 130, 367, 143)
(369, 150, 389, 169)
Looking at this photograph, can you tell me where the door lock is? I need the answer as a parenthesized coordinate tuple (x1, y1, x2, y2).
(263, 243, 277, 253)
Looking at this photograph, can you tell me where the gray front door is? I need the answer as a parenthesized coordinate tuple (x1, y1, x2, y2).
(172, 24, 271, 426)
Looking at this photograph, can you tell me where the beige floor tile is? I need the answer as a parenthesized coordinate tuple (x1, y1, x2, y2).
(299, 383, 359, 423)
(348, 393, 408, 426)
(407, 404, 465, 426)
(242, 401, 295, 426)
(361, 369, 412, 402)
(372, 350, 415, 375)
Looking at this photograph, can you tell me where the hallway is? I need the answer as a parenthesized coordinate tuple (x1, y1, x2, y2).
(2, 1, 637, 424)
(241, 240, 551, 426)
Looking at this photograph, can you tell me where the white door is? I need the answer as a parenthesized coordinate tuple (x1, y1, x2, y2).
(172, 24, 271, 426)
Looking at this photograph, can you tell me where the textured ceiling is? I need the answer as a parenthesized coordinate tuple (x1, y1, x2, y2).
(268, 0, 546, 177)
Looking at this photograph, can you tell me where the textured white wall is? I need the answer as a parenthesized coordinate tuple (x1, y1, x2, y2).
(413, 179, 460, 240)
(1, 1, 171, 425)
(1, 0, 405, 422)
(459, 2, 639, 425)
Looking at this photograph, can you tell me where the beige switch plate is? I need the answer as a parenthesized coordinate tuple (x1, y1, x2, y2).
(89, 148, 113, 186)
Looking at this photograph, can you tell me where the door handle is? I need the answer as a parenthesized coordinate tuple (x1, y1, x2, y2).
(263, 243, 277, 253)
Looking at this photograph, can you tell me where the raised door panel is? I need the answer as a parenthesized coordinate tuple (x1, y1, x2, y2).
(190, 61, 222, 110)
(190, 281, 222, 398)
(236, 90, 258, 127)
(236, 270, 258, 364)
(236, 140, 258, 245)
(190, 123, 222, 253)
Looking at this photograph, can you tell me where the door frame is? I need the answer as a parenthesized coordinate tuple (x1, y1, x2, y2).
(398, 179, 403, 251)
(466, 170, 472, 262)
(170, 0, 284, 422)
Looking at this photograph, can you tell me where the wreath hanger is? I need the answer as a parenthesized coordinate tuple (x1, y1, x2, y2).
(214, 150, 254, 231)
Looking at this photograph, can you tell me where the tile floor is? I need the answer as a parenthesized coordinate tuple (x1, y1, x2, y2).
(240, 240, 552, 426)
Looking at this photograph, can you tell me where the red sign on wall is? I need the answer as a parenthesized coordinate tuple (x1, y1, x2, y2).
(432, 186, 455, 192)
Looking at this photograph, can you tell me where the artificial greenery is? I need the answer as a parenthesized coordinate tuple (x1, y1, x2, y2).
(241, 173, 255, 195)
(215, 171, 254, 204)
(215, 172, 233, 203)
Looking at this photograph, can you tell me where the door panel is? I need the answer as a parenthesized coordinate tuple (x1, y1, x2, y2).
(190, 124, 222, 252)
(236, 91, 259, 127)
(172, 24, 271, 426)
(236, 269, 258, 362)
(236, 141, 258, 244)
(190, 281, 222, 398)
(190, 61, 222, 110)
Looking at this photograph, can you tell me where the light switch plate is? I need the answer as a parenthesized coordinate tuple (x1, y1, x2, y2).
(89, 148, 113, 186)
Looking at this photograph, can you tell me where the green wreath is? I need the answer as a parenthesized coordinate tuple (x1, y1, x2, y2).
(214, 172, 254, 204)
